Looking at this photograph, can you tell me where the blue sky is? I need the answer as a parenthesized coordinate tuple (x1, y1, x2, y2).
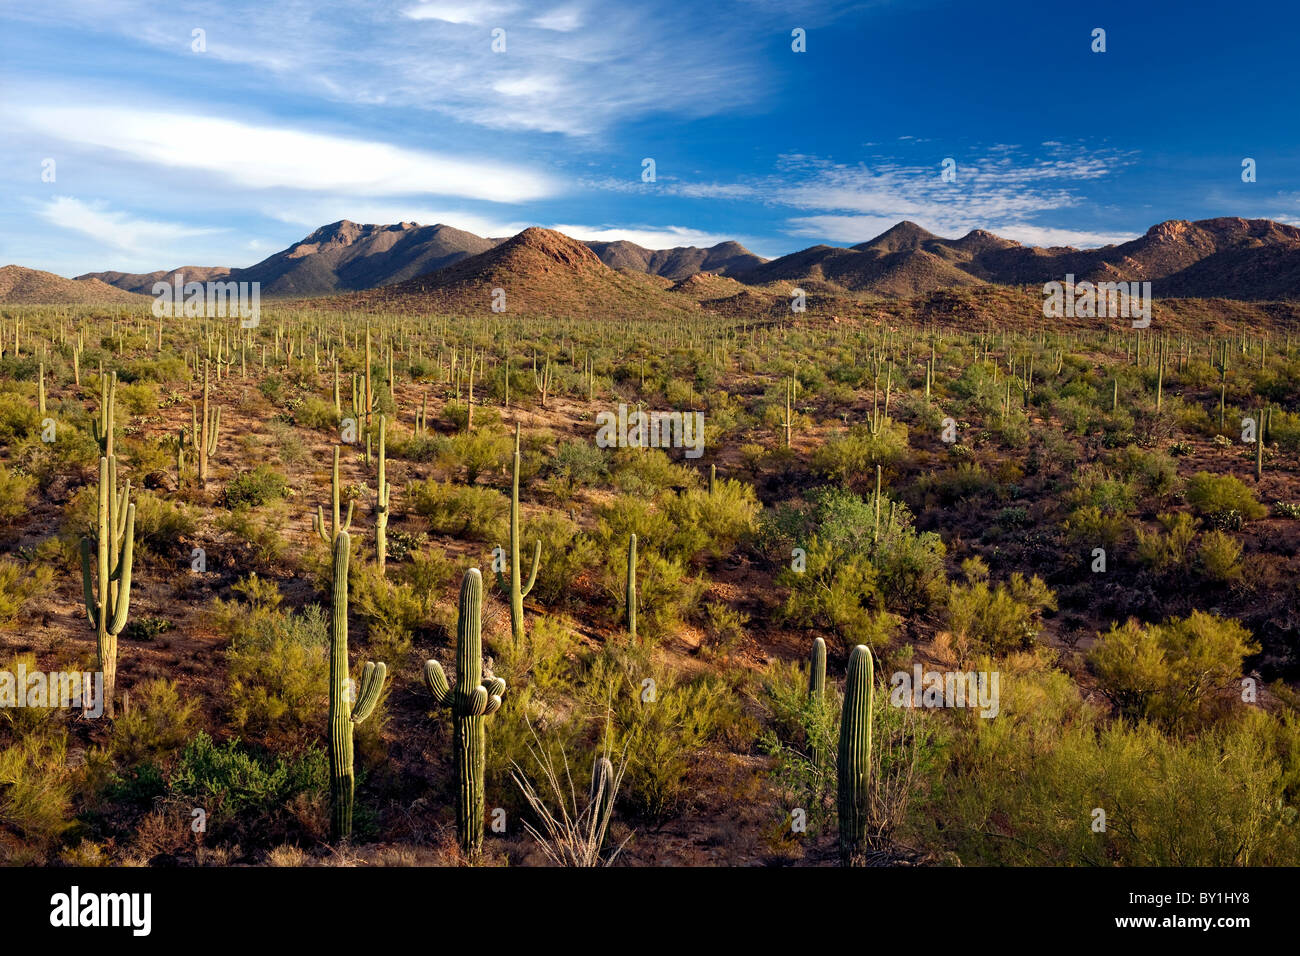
(2, 0, 1298, 276)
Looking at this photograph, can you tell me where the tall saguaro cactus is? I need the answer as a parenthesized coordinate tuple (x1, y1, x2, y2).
(423, 568, 508, 858)
(80, 456, 135, 719)
(91, 371, 116, 457)
(626, 533, 637, 642)
(196, 361, 221, 486)
(375, 416, 390, 572)
(327, 531, 387, 840)
(496, 424, 540, 645)
(314, 445, 355, 544)
(837, 644, 874, 867)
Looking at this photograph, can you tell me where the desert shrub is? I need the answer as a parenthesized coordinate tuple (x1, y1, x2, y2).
(934, 660, 1299, 865)
(1062, 505, 1129, 548)
(812, 421, 910, 485)
(218, 501, 290, 567)
(660, 479, 761, 562)
(349, 564, 432, 660)
(295, 395, 340, 430)
(408, 479, 506, 541)
(435, 429, 512, 484)
(945, 557, 1056, 657)
(213, 576, 329, 744)
(522, 513, 600, 607)
(550, 439, 608, 487)
(590, 650, 741, 822)
(918, 461, 998, 505)
(223, 465, 289, 509)
(1088, 610, 1258, 730)
(131, 492, 197, 556)
(111, 678, 199, 767)
(115, 382, 159, 416)
(758, 658, 838, 833)
(0, 391, 40, 443)
(0, 727, 75, 861)
(1066, 466, 1137, 516)
(168, 732, 328, 827)
(611, 548, 706, 641)
(700, 601, 749, 657)
(1113, 445, 1180, 498)
(611, 448, 698, 497)
(1135, 512, 1198, 574)
(1198, 530, 1243, 584)
(0, 556, 54, 625)
(0, 463, 35, 522)
(1185, 472, 1266, 521)
(778, 537, 898, 650)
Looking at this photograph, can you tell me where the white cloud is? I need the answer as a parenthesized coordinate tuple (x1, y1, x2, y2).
(15, 105, 556, 203)
(402, 2, 514, 24)
(36, 196, 220, 252)
(548, 223, 734, 249)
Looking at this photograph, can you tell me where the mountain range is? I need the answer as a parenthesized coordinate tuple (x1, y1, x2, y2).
(3, 215, 1299, 309)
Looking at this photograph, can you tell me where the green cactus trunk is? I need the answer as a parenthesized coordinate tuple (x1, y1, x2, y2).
(837, 644, 874, 866)
(80, 455, 135, 720)
(423, 569, 507, 859)
(327, 531, 387, 841)
(809, 637, 826, 700)
(375, 416, 389, 572)
(626, 533, 637, 642)
(497, 424, 539, 646)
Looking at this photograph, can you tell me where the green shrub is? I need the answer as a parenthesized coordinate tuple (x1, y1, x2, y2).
(111, 678, 198, 766)
(0, 556, 54, 625)
(1198, 530, 1243, 584)
(168, 732, 328, 825)
(1088, 610, 1258, 730)
(1185, 472, 1267, 522)
(1135, 512, 1198, 574)
(945, 557, 1056, 657)
(408, 479, 506, 541)
(223, 465, 289, 509)
(778, 537, 898, 651)
(0, 463, 35, 522)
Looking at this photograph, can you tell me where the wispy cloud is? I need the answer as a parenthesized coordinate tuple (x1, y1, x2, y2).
(14, 102, 556, 203)
(36, 196, 221, 252)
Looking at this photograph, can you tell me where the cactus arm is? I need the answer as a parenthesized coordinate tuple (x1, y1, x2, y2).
(314, 506, 330, 544)
(520, 540, 540, 598)
(343, 500, 355, 533)
(105, 504, 135, 634)
(466, 686, 489, 716)
(79, 538, 100, 629)
(423, 660, 452, 706)
(351, 661, 387, 724)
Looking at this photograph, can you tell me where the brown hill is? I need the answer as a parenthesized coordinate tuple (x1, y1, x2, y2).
(338, 227, 702, 318)
(734, 217, 1300, 301)
(586, 239, 766, 279)
(0, 266, 147, 304)
(76, 266, 233, 295)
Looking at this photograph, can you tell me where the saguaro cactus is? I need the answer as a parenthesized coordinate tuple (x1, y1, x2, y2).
(809, 636, 826, 701)
(375, 416, 390, 572)
(314, 445, 355, 544)
(837, 644, 874, 867)
(496, 424, 540, 645)
(91, 371, 116, 457)
(196, 361, 221, 486)
(423, 568, 508, 858)
(80, 456, 135, 719)
(327, 531, 387, 840)
(626, 533, 637, 642)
